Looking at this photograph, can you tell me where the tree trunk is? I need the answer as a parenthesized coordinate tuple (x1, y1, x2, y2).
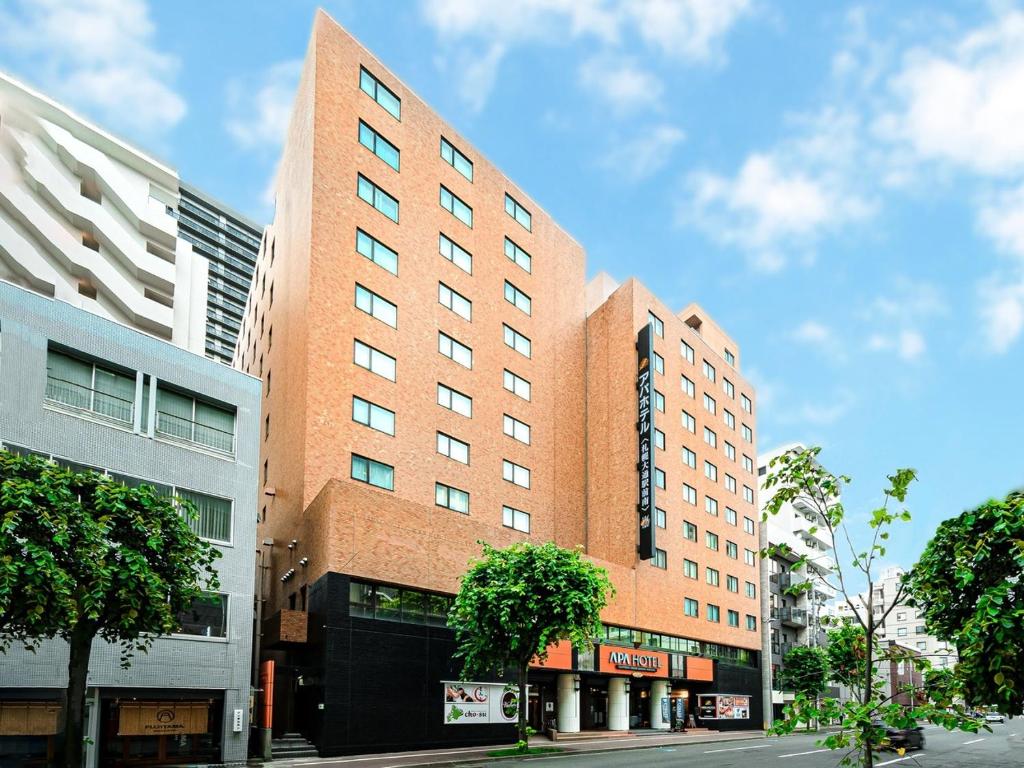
(517, 660, 529, 749)
(863, 591, 874, 768)
(58, 623, 94, 768)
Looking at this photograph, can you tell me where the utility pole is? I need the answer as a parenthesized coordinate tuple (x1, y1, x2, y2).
(759, 518, 774, 731)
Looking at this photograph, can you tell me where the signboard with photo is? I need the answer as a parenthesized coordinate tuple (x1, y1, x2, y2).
(697, 694, 751, 720)
(442, 682, 521, 725)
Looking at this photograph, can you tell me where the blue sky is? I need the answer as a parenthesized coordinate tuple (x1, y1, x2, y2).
(2, 1, 1022, 588)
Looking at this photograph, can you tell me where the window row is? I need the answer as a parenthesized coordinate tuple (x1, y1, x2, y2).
(350, 453, 532, 493)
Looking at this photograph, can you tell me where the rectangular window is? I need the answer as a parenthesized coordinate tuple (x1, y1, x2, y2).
(439, 332, 472, 369)
(648, 311, 664, 338)
(681, 375, 695, 397)
(724, 409, 736, 429)
(746, 614, 757, 631)
(653, 389, 665, 412)
(503, 459, 530, 488)
(742, 424, 753, 443)
(503, 505, 530, 532)
(351, 454, 394, 490)
(681, 410, 695, 433)
(503, 324, 531, 358)
(440, 136, 472, 180)
(725, 507, 738, 525)
(707, 604, 720, 623)
(437, 432, 469, 464)
(684, 559, 698, 579)
(681, 340, 694, 363)
(654, 428, 665, 450)
(358, 120, 399, 170)
(728, 609, 740, 627)
(505, 192, 531, 231)
(46, 349, 135, 426)
(723, 378, 735, 398)
(705, 496, 718, 516)
(357, 174, 399, 222)
(703, 360, 716, 382)
(726, 541, 738, 559)
(706, 567, 720, 586)
(352, 396, 395, 435)
(439, 233, 472, 273)
(652, 351, 664, 375)
(725, 349, 736, 366)
(359, 66, 401, 120)
(741, 393, 752, 413)
(683, 483, 697, 505)
(504, 281, 532, 315)
(437, 383, 472, 417)
(683, 520, 698, 541)
(725, 441, 736, 461)
(682, 446, 696, 468)
(155, 386, 236, 455)
(727, 575, 739, 593)
(440, 185, 473, 227)
(704, 393, 717, 414)
(503, 369, 531, 401)
(504, 237, 532, 273)
(503, 414, 531, 445)
(355, 283, 397, 328)
(354, 339, 396, 381)
(439, 282, 472, 321)
(654, 467, 666, 489)
(745, 581, 757, 598)
(175, 592, 228, 638)
(684, 598, 699, 617)
(725, 474, 737, 493)
(743, 454, 754, 473)
(743, 485, 754, 504)
(744, 549, 756, 566)
(706, 531, 719, 550)
(743, 516, 755, 535)
(655, 507, 666, 528)
(177, 489, 232, 544)
(897, 627, 908, 637)
(436, 482, 469, 514)
(704, 460, 717, 481)
(704, 426, 717, 448)
(356, 228, 398, 274)
(652, 548, 667, 569)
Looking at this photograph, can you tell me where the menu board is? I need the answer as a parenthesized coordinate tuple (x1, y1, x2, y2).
(442, 682, 521, 725)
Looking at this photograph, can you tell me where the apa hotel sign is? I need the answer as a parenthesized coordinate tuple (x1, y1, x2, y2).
(599, 645, 669, 678)
(636, 322, 656, 560)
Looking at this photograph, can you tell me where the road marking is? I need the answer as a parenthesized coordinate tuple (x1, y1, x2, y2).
(963, 737, 985, 744)
(704, 744, 771, 753)
(778, 749, 830, 757)
(875, 754, 924, 767)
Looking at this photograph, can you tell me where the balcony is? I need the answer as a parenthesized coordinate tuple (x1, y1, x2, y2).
(780, 608, 809, 628)
(793, 518, 832, 550)
(263, 609, 308, 647)
(770, 572, 793, 590)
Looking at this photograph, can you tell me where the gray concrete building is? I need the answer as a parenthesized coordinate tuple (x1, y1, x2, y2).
(0, 281, 261, 767)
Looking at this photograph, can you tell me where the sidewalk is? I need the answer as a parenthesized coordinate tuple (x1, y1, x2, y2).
(265, 729, 766, 768)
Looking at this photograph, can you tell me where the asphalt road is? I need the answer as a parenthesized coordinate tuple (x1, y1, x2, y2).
(457, 721, 1022, 768)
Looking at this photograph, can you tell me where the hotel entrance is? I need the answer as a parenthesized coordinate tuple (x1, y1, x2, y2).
(628, 678, 652, 729)
(580, 679, 608, 730)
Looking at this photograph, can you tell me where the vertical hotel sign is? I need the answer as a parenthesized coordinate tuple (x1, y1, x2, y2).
(636, 322, 655, 560)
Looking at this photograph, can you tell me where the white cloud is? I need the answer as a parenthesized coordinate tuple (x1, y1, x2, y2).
(792, 320, 834, 345)
(867, 330, 926, 362)
(598, 124, 685, 181)
(0, 0, 185, 138)
(419, 0, 751, 111)
(860, 279, 945, 362)
(978, 276, 1024, 354)
(578, 55, 664, 116)
(878, 11, 1024, 176)
(225, 60, 302, 152)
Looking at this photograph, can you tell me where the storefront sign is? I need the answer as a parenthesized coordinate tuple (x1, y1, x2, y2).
(696, 694, 751, 720)
(530, 641, 573, 670)
(599, 645, 669, 677)
(636, 323, 656, 560)
(442, 682, 520, 725)
(684, 656, 714, 682)
(117, 701, 210, 736)
(0, 702, 60, 736)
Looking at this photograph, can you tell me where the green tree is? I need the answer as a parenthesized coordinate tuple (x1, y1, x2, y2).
(0, 450, 220, 768)
(826, 622, 869, 698)
(449, 541, 613, 749)
(762, 447, 978, 767)
(908, 491, 1024, 714)
(780, 646, 829, 729)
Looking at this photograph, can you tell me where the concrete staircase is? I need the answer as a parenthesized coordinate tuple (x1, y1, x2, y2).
(271, 732, 319, 759)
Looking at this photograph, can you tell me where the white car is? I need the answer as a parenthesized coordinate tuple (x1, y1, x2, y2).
(984, 713, 1004, 723)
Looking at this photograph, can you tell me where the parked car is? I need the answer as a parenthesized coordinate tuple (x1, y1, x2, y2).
(873, 720, 926, 751)
(984, 712, 1004, 723)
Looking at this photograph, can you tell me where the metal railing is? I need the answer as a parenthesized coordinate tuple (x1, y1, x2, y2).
(45, 376, 133, 425)
(155, 410, 235, 454)
(781, 608, 809, 627)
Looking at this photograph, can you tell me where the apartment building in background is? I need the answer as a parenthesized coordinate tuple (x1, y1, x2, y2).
(835, 566, 958, 670)
(758, 444, 839, 719)
(238, 11, 761, 757)
(0, 72, 262, 767)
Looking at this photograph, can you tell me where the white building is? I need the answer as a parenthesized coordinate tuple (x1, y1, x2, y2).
(758, 444, 839, 717)
(835, 566, 958, 670)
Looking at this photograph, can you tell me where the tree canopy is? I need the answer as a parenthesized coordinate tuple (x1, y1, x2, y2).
(449, 541, 613, 747)
(0, 449, 220, 767)
(780, 645, 830, 696)
(909, 490, 1024, 714)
